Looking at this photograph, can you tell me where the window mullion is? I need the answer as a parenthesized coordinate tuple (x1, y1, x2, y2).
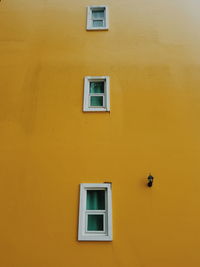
(86, 210, 106, 214)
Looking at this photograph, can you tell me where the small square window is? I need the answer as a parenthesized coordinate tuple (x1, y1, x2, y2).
(87, 190, 105, 210)
(90, 95, 104, 107)
(87, 214, 104, 231)
(87, 6, 109, 30)
(83, 76, 110, 112)
(78, 183, 112, 241)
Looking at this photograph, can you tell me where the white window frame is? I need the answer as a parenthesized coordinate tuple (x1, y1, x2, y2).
(86, 6, 109, 30)
(83, 76, 110, 112)
(78, 183, 112, 241)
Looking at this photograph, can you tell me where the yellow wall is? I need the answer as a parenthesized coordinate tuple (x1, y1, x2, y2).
(1, 0, 200, 266)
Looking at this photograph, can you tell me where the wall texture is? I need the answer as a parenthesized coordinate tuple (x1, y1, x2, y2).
(1, 0, 200, 266)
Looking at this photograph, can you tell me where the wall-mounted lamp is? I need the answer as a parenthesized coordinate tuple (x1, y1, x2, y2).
(147, 174, 154, 187)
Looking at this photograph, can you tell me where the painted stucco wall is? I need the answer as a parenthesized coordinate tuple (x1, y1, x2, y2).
(1, 0, 200, 266)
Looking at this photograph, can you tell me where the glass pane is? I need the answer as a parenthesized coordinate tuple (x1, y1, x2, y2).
(87, 190, 105, 210)
(90, 82, 104, 93)
(93, 20, 104, 27)
(90, 96, 103, 107)
(87, 215, 104, 231)
(92, 10, 104, 19)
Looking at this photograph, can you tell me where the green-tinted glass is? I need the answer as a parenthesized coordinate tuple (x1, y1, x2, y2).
(90, 96, 103, 107)
(90, 82, 104, 93)
(93, 20, 104, 27)
(87, 190, 105, 210)
(87, 215, 104, 231)
(92, 10, 104, 19)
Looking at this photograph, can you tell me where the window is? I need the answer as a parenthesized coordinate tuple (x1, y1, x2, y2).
(83, 76, 110, 112)
(87, 6, 109, 30)
(78, 183, 112, 241)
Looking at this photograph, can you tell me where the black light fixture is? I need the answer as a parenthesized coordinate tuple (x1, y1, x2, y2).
(147, 174, 154, 187)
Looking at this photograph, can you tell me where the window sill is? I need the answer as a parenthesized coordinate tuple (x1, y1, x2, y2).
(78, 235, 112, 241)
(86, 27, 109, 31)
(83, 107, 110, 112)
